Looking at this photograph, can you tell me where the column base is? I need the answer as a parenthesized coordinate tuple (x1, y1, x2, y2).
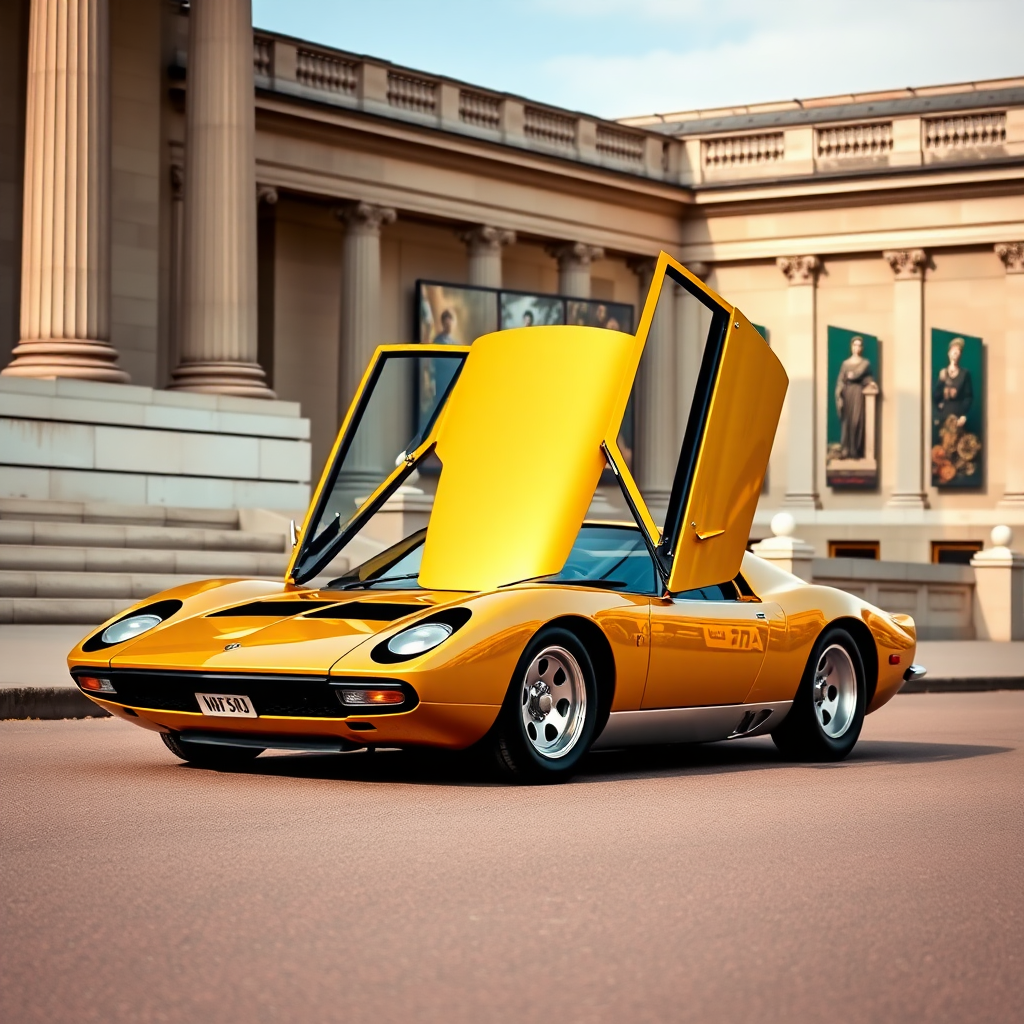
(169, 361, 275, 399)
(1, 339, 130, 383)
(783, 493, 820, 509)
(886, 492, 929, 509)
(997, 493, 1024, 507)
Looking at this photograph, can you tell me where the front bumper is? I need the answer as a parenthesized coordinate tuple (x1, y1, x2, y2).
(72, 667, 500, 751)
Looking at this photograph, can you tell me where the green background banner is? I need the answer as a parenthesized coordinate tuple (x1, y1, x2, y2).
(931, 327, 984, 487)
(826, 325, 879, 488)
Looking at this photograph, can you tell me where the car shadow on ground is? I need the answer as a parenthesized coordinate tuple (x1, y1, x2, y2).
(186, 734, 1012, 786)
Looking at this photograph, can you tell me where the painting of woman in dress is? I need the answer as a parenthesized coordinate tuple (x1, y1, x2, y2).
(826, 327, 880, 488)
(931, 331, 983, 487)
(834, 335, 875, 459)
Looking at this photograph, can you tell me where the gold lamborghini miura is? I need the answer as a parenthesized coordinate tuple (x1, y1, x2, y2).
(68, 254, 923, 781)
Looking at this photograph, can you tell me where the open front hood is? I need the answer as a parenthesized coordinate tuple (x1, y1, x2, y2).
(420, 325, 636, 592)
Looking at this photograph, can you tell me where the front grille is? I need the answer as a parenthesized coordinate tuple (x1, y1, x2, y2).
(73, 670, 414, 719)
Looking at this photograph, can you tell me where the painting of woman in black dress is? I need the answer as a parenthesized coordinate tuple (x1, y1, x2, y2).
(931, 332, 983, 486)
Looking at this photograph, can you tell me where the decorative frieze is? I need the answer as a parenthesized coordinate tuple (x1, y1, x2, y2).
(884, 248, 927, 280)
(995, 242, 1024, 274)
(596, 126, 645, 165)
(387, 72, 437, 114)
(704, 133, 784, 169)
(817, 122, 892, 159)
(459, 90, 501, 131)
(924, 112, 1006, 150)
(296, 48, 357, 95)
(525, 107, 577, 149)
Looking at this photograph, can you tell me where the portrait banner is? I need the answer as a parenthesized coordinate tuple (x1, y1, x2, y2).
(416, 282, 498, 435)
(931, 328, 983, 488)
(565, 299, 634, 333)
(499, 291, 565, 330)
(826, 326, 880, 488)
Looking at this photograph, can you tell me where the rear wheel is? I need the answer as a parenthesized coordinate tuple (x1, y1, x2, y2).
(161, 731, 264, 768)
(771, 626, 866, 762)
(489, 627, 598, 783)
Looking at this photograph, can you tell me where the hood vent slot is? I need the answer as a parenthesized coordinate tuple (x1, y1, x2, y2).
(208, 600, 338, 618)
(306, 601, 426, 621)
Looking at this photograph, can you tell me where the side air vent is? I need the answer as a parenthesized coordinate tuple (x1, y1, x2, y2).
(207, 600, 338, 617)
(306, 601, 427, 621)
(730, 707, 774, 737)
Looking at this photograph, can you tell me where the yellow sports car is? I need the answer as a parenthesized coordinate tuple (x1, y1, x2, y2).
(68, 253, 922, 781)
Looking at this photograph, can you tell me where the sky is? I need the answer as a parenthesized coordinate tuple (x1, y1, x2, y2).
(251, 0, 1024, 120)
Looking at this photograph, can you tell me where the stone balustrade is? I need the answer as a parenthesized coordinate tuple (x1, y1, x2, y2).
(251, 32, 670, 180)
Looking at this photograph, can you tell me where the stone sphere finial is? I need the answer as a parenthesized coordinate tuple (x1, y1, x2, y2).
(771, 512, 796, 538)
(990, 524, 1013, 549)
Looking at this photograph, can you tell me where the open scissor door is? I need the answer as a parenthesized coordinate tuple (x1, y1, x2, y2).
(288, 345, 469, 585)
(602, 252, 788, 594)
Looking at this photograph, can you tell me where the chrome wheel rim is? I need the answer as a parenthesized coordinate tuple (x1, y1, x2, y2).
(813, 644, 858, 739)
(520, 645, 586, 759)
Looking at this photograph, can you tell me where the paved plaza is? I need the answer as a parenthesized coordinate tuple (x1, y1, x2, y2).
(2, 691, 1021, 1023)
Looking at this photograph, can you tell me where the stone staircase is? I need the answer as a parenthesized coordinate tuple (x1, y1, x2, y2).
(0, 499, 293, 625)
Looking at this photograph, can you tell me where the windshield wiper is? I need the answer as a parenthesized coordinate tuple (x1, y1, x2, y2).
(330, 573, 421, 591)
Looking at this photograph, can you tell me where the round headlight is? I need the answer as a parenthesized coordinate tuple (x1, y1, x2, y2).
(100, 614, 163, 646)
(386, 622, 453, 657)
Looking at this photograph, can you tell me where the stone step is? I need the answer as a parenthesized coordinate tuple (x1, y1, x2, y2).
(0, 519, 286, 553)
(0, 569, 281, 600)
(0, 545, 289, 576)
(0, 597, 137, 625)
(0, 497, 242, 529)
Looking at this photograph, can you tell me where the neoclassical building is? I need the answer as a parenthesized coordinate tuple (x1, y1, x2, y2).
(1, 0, 1022, 564)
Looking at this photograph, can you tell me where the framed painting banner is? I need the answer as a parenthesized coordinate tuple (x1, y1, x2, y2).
(931, 328, 983, 488)
(826, 326, 880, 489)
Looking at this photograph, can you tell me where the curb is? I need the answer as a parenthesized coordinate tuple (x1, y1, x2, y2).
(3, 679, 1023, 720)
(901, 677, 1024, 694)
(1, 688, 111, 720)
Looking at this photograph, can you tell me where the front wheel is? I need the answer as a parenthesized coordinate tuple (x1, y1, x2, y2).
(489, 627, 598, 783)
(161, 731, 264, 768)
(771, 627, 866, 762)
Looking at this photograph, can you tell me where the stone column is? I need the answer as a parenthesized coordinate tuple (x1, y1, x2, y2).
(546, 242, 604, 298)
(170, 0, 273, 398)
(337, 201, 396, 411)
(334, 200, 397, 509)
(777, 256, 821, 508)
(674, 261, 708, 445)
(167, 161, 184, 383)
(3, 0, 128, 382)
(458, 225, 515, 289)
(996, 242, 1024, 505)
(629, 257, 676, 518)
(884, 248, 928, 507)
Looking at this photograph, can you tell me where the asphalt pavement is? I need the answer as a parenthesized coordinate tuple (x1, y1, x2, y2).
(2, 692, 1022, 1023)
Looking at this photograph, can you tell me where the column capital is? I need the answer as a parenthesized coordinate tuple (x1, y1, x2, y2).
(457, 224, 515, 254)
(546, 241, 605, 269)
(776, 255, 821, 285)
(336, 201, 396, 233)
(884, 248, 927, 281)
(257, 184, 278, 206)
(995, 242, 1024, 274)
(686, 261, 710, 280)
(626, 255, 659, 279)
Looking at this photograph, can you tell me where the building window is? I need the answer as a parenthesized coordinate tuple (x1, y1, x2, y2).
(931, 541, 983, 565)
(829, 541, 879, 560)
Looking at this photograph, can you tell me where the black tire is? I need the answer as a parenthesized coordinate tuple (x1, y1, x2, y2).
(161, 731, 264, 767)
(489, 626, 599, 784)
(771, 626, 867, 762)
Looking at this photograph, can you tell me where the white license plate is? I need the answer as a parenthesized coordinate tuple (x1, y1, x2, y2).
(195, 692, 258, 718)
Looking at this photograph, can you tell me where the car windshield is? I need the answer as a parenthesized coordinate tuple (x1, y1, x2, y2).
(328, 523, 657, 593)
